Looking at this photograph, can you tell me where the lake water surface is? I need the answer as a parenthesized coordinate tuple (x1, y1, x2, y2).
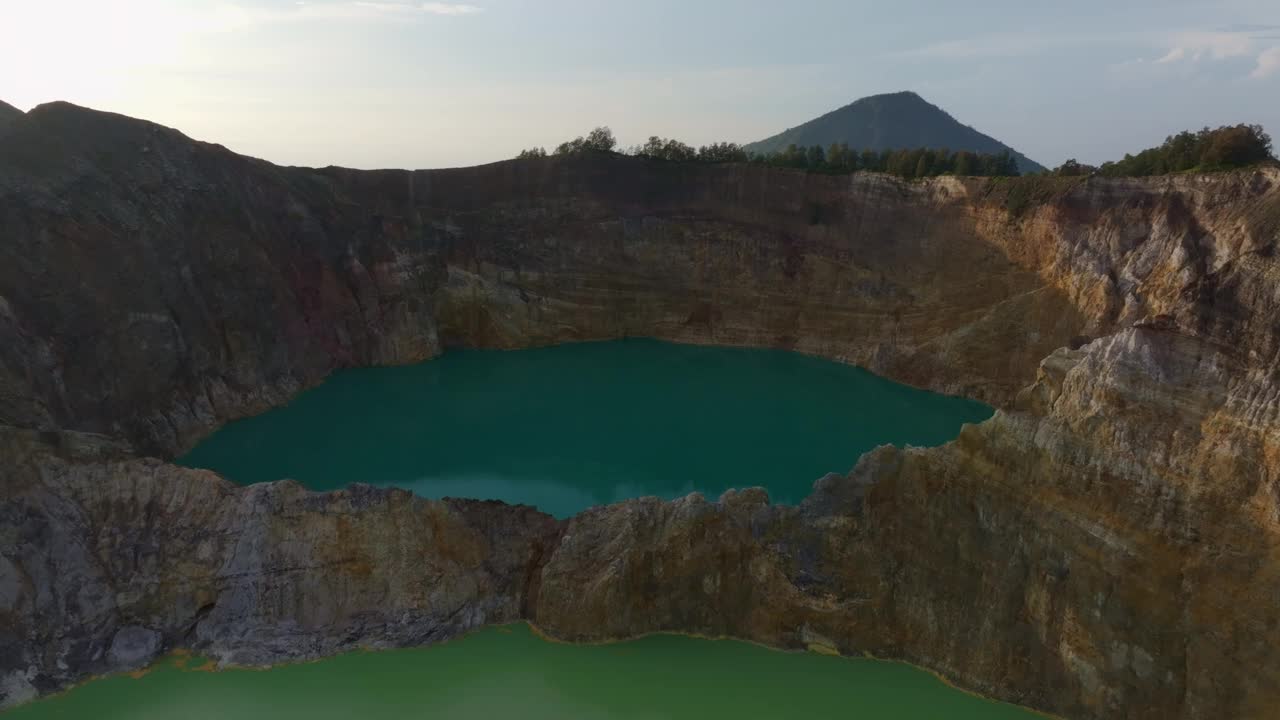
(180, 339, 992, 516)
(10, 624, 1041, 719)
(20, 342, 1026, 718)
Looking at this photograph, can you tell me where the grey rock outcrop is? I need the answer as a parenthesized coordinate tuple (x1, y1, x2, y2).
(107, 627, 162, 670)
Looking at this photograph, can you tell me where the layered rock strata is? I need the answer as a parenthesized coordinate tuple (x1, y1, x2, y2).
(2, 102, 1279, 719)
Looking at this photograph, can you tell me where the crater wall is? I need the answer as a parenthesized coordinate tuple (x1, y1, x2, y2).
(2, 103, 1279, 719)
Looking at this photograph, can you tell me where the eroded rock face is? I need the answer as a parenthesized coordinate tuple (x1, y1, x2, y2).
(1, 102, 1279, 719)
(527, 323, 1280, 720)
(1, 428, 561, 699)
(0, 103, 1092, 456)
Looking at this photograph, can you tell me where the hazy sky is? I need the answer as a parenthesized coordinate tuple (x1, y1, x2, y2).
(3, 0, 1278, 169)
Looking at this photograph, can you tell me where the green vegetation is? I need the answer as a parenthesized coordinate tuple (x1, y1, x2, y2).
(629, 136, 751, 163)
(517, 127, 619, 159)
(1049, 125, 1275, 177)
(695, 141, 751, 163)
(1047, 158, 1093, 176)
(554, 126, 617, 155)
(526, 126, 1022, 180)
(522, 122, 1276, 183)
(752, 143, 1020, 178)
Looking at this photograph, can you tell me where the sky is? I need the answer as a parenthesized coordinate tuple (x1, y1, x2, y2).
(2, 0, 1278, 170)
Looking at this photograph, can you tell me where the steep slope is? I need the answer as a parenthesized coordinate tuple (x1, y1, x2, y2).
(744, 91, 1047, 173)
(0, 100, 22, 134)
(0, 101, 1075, 457)
(3, 102, 1280, 719)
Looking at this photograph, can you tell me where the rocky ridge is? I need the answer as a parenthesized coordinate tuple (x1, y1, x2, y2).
(2, 102, 1279, 719)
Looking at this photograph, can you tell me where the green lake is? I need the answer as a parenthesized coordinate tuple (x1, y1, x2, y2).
(179, 339, 992, 517)
(9, 624, 1040, 719)
(13, 341, 1023, 718)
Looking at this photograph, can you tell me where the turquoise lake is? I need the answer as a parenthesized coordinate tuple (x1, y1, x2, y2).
(179, 339, 992, 516)
(7, 340, 1032, 720)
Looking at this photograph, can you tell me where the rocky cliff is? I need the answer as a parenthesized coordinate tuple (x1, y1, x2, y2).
(2, 102, 1279, 719)
(0, 101, 21, 134)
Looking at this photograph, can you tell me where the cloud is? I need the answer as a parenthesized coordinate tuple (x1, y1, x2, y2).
(1140, 26, 1280, 80)
(1252, 46, 1280, 78)
(897, 22, 1280, 85)
(889, 32, 1100, 61)
(420, 2, 483, 14)
(347, 2, 483, 17)
(896, 24, 1280, 71)
(1217, 23, 1280, 34)
(195, 2, 484, 27)
(351, 1, 427, 15)
(1154, 31, 1254, 64)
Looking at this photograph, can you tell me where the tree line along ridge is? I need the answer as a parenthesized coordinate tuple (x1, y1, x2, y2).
(516, 124, 1275, 180)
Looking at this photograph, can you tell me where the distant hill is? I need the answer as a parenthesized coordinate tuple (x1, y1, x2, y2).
(744, 91, 1046, 174)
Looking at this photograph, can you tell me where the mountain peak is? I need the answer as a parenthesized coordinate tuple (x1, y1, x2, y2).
(744, 91, 1045, 174)
(870, 90, 925, 100)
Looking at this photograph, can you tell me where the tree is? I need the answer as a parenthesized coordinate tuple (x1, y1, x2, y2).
(1202, 124, 1273, 168)
(826, 142, 855, 172)
(1099, 124, 1275, 177)
(1053, 159, 1094, 176)
(932, 148, 953, 175)
(886, 149, 911, 177)
(860, 150, 881, 172)
(914, 153, 931, 179)
(516, 147, 547, 160)
(554, 126, 617, 155)
(697, 142, 749, 163)
(637, 136, 666, 158)
(584, 126, 617, 152)
(635, 136, 696, 162)
(806, 144, 827, 169)
(777, 144, 808, 168)
(745, 142, 1036, 180)
(979, 150, 1018, 177)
